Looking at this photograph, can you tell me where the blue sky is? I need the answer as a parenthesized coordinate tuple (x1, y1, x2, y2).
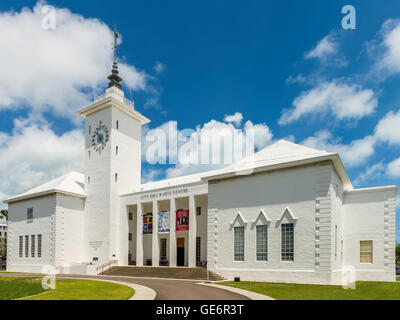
(0, 1, 399, 240)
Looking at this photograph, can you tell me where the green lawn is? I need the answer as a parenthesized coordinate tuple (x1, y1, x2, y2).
(218, 280, 400, 300)
(0, 277, 45, 300)
(0, 277, 134, 300)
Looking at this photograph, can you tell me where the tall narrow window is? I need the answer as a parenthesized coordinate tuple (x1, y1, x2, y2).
(341, 240, 344, 262)
(281, 223, 294, 261)
(19, 236, 23, 258)
(89, 125, 91, 134)
(116, 146, 119, 156)
(128, 233, 132, 241)
(31, 235, 35, 258)
(128, 212, 133, 220)
(360, 241, 373, 263)
(88, 176, 90, 184)
(116, 120, 119, 129)
(160, 238, 167, 262)
(196, 237, 201, 264)
(115, 173, 118, 182)
(27, 208, 33, 223)
(234, 226, 244, 261)
(88, 150, 91, 159)
(335, 225, 338, 261)
(37, 235, 42, 258)
(256, 225, 268, 261)
(196, 207, 201, 216)
(25, 235, 29, 258)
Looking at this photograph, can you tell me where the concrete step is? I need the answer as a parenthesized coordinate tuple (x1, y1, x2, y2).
(102, 266, 226, 281)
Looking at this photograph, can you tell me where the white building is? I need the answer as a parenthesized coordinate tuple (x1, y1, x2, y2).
(4, 58, 398, 285)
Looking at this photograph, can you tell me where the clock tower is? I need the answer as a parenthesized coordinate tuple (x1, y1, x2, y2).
(76, 27, 150, 264)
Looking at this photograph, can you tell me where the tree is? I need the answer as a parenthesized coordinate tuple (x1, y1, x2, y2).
(396, 244, 400, 267)
(0, 240, 6, 261)
(0, 209, 7, 221)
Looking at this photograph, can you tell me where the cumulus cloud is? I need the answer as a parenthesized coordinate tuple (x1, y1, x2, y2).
(0, 1, 147, 120)
(306, 34, 338, 60)
(375, 109, 400, 145)
(224, 112, 243, 127)
(142, 114, 273, 179)
(374, 19, 400, 75)
(387, 158, 400, 178)
(302, 130, 376, 168)
(0, 116, 84, 206)
(279, 81, 378, 125)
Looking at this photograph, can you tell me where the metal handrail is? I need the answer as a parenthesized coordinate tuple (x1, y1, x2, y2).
(96, 259, 118, 274)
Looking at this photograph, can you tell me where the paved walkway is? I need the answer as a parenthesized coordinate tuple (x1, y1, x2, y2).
(0, 273, 249, 300)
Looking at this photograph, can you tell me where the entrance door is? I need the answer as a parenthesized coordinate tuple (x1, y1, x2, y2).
(177, 238, 185, 266)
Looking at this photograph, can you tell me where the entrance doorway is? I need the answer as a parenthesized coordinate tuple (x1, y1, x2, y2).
(177, 238, 185, 266)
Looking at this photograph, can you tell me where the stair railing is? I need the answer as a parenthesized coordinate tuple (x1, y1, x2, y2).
(96, 260, 118, 274)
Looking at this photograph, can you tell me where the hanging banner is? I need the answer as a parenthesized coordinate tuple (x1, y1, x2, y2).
(143, 214, 153, 234)
(176, 210, 189, 231)
(158, 211, 170, 233)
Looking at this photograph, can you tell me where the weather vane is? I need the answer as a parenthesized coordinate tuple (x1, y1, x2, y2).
(113, 25, 119, 64)
(107, 24, 123, 89)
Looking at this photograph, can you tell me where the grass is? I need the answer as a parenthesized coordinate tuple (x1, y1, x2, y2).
(0, 277, 45, 300)
(218, 280, 400, 300)
(0, 277, 134, 300)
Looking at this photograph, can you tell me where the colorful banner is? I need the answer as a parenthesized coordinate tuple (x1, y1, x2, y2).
(158, 211, 170, 233)
(176, 210, 189, 231)
(143, 214, 153, 234)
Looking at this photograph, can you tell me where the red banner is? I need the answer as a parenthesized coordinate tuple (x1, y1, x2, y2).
(176, 210, 189, 231)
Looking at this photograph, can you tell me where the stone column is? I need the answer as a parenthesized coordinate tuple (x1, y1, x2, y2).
(152, 200, 159, 266)
(169, 198, 177, 267)
(188, 195, 197, 267)
(136, 203, 143, 266)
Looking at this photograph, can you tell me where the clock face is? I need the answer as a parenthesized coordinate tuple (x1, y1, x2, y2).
(91, 124, 109, 152)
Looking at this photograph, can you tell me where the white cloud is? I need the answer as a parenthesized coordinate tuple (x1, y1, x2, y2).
(142, 114, 273, 179)
(302, 130, 376, 168)
(0, 116, 84, 205)
(306, 34, 338, 60)
(153, 62, 166, 74)
(279, 81, 378, 125)
(375, 109, 400, 145)
(0, 1, 147, 120)
(387, 157, 400, 178)
(224, 112, 243, 127)
(354, 162, 385, 187)
(375, 19, 400, 75)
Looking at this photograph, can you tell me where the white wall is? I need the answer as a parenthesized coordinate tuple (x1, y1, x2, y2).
(7, 195, 56, 273)
(208, 164, 328, 284)
(343, 189, 397, 282)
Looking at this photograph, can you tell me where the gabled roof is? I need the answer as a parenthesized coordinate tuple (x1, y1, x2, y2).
(4, 171, 86, 204)
(201, 140, 353, 191)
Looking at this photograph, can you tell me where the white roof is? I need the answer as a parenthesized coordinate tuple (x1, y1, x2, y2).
(209, 140, 333, 176)
(4, 171, 86, 204)
(201, 140, 352, 190)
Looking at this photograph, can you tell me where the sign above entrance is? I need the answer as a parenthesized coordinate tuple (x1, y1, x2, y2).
(176, 210, 189, 231)
(158, 211, 170, 233)
(140, 188, 189, 201)
(143, 214, 153, 234)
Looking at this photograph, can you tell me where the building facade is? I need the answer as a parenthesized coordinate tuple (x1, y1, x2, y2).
(4, 65, 398, 285)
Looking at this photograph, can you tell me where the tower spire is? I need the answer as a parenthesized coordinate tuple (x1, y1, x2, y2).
(107, 25, 123, 89)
